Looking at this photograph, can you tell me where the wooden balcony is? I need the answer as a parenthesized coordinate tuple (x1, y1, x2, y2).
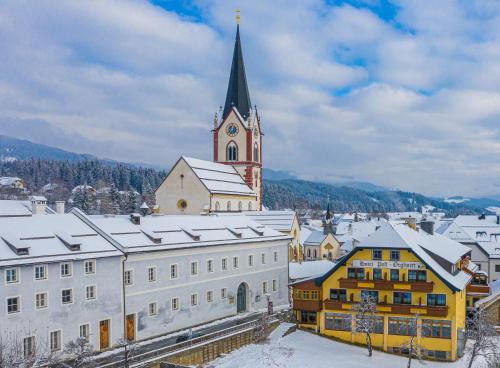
(293, 299, 322, 312)
(466, 284, 490, 294)
(323, 299, 448, 317)
(338, 278, 434, 292)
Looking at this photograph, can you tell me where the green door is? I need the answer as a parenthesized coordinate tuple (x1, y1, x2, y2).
(237, 283, 246, 313)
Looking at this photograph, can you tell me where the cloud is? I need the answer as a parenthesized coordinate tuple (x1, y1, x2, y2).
(0, 0, 500, 197)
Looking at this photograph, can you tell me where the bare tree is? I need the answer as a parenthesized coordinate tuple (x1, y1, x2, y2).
(465, 307, 499, 368)
(0, 332, 60, 368)
(253, 313, 272, 342)
(400, 314, 425, 368)
(64, 338, 94, 368)
(115, 338, 145, 368)
(353, 295, 377, 357)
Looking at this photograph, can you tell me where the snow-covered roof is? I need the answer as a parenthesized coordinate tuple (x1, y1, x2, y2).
(182, 156, 256, 197)
(300, 228, 312, 245)
(241, 210, 297, 232)
(476, 242, 500, 259)
(303, 230, 327, 246)
(0, 200, 54, 217)
(335, 221, 380, 240)
(289, 260, 335, 281)
(0, 177, 23, 186)
(0, 212, 122, 266)
(85, 213, 289, 253)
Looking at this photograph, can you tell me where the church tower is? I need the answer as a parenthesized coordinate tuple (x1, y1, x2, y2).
(213, 15, 262, 210)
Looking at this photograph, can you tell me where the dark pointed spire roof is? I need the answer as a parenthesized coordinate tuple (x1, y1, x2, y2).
(326, 202, 332, 220)
(223, 24, 251, 121)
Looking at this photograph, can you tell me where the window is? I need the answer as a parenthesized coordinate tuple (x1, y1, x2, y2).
(35, 292, 48, 309)
(85, 285, 96, 300)
(261, 253, 266, 265)
(272, 279, 277, 292)
(393, 292, 411, 305)
(302, 291, 310, 299)
(207, 290, 213, 303)
(389, 317, 415, 336)
(390, 250, 400, 261)
(5, 268, 19, 283)
(227, 142, 238, 161)
(60, 262, 72, 277)
(373, 268, 383, 280)
(408, 270, 427, 282)
(238, 201, 243, 211)
(227, 201, 232, 212)
(248, 254, 254, 267)
(325, 313, 351, 331)
(148, 267, 156, 282)
(300, 311, 317, 324)
(273, 251, 278, 263)
(171, 297, 179, 311)
(233, 256, 239, 269)
(373, 249, 382, 260)
(23, 336, 35, 358)
(170, 264, 178, 279)
(262, 281, 268, 294)
(221, 288, 227, 299)
(50, 330, 61, 352)
(347, 268, 365, 280)
(248, 202, 252, 211)
(124, 270, 133, 285)
(80, 324, 90, 341)
(373, 317, 384, 334)
(149, 302, 157, 316)
(422, 319, 451, 338)
(190, 293, 198, 306)
(221, 258, 228, 271)
(190, 261, 198, 276)
(390, 269, 400, 281)
(361, 290, 379, 303)
(330, 289, 347, 302)
(62, 289, 73, 304)
(7, 296, 20, 313)
(495, 265, 500, 272)
(84, 260, 96, 275)
(311, 291, 318, 300)
(215, 201, 220, 211)
(34, 265, 47, 280)
(207, 259, 214, 273)
(253, 142, 259, 162)
(427, 294, 446, 306)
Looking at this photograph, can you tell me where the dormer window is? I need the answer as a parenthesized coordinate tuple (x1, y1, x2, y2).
(227, 142, 238, 161)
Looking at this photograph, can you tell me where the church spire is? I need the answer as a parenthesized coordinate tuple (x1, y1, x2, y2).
(223, 15, 251, 121)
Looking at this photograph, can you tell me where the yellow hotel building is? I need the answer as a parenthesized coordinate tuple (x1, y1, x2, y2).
(292, 221, 476, 361)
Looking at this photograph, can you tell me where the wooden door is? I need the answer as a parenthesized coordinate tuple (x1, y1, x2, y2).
(99, 320, 110, 350)
(126, 314, 135, 342)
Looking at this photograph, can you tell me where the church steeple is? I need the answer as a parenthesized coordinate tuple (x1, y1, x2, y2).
(223, 23, 251, 121)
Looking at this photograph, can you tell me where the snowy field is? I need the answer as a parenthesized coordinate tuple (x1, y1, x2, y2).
(206, 323, 481, 368)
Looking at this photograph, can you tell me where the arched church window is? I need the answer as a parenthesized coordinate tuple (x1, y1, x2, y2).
(227, 142, 238, 161)
(215, 201, 220, 211)
(227, 201, 231, 212)
(313, 249, 317, 259)
(238, 201, 242, 211)
(253, 142, 258, 162)
(307, 249, 311, 258)
(248, 202, 252, 211)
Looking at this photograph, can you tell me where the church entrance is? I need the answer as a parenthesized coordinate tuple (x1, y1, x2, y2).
(237, 283, 247, 313)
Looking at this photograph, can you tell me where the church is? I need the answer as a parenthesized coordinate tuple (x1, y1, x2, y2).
(155, 21, 263, 215)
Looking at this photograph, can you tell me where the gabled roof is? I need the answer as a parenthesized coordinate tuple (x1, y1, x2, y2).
(182, 156, 256, 197)
(289, 260, 336, 281)
(223, 24, 251, 121)
(303, 230, 328, 246)
(0, 199, 54, 217)
(241, 210, 297, 232)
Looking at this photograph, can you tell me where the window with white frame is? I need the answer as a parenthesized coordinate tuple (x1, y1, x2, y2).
(61, 289, 73, 304)
(207, 290, 213, 303)
(233, 256, 239, 269)
(35, 292, 48, 309)
(170, 264, 178, 279)
(190, 261, 198, 276)
(273, 251, 278, 263)
(5, 268, 19, 283)
(79, 324, 90, 341)
(60, 262, 72, 277)
(221, 258, 228, 271)
(84, 260, 96, 275)
(248, 202, 252, 211)
(34, 265, 47, 280)
(148, 267, 156, 282)
(207, 259, 214, 273)
(272, 279, 277, 292)
(171, 297, 179, 311)
(23, 336, 35, 358)
(148, 302, 158, 316)
(190, 293, 198, 306)
(221, 288, 227, 299)
(261, 253, 266, 265)
(248, 254, 254, 267)
(85, 285, 96, 300)
(124, 270, 133, 285)
(50, 330, 61, 352)
(262, 281, 268, 294)
(7, 296, 20, 313)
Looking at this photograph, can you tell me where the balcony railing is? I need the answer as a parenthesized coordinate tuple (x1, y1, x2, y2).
(323, 299, 448, 317)
(293, 299, 322, 312)
(466, 284, 490, 294)
(339, 278, 434, 292)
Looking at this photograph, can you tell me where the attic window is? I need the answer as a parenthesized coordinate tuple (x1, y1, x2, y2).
(249, 226, 264, 236)
(1, 234, 30, 256)
(181, 227, 201, 241)
(55, 232, 81, 251)
(226, 227, 242, 238)
(141, 229, 162, 244)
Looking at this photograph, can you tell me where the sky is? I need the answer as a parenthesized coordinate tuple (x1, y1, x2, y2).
(1, 0, 500, 197)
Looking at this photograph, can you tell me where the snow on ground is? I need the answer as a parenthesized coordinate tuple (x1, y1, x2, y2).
(207, 323, 476, 368)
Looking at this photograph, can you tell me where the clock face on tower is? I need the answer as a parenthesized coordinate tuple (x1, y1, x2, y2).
(226, 123, 239, 137)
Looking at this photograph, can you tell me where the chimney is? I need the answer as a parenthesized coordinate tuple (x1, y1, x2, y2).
(30, 196, 47, 215)
(56, 201, 65, 214)
(479, 213, 486, 220)
(496, 212, 500, 225)
(405, 217, 417, 230)
(420, 220, 434, 235)
(130, 213, 141, 225)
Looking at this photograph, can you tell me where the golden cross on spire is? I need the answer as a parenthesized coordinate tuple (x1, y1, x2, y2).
(236, 9, 240, 25)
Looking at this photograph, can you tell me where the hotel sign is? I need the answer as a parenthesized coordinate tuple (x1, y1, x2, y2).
(352, 260, 424, 270)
